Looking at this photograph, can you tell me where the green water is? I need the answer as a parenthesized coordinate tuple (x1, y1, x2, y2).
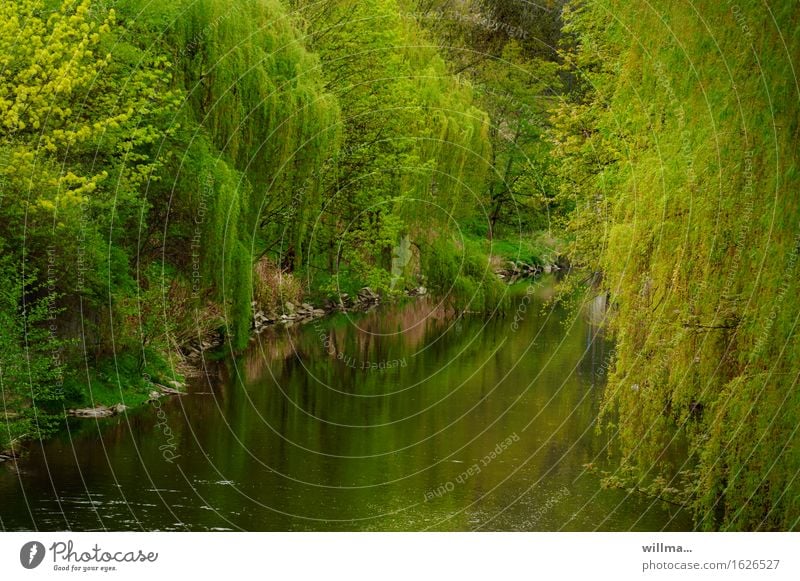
(0, 279, 691, 531)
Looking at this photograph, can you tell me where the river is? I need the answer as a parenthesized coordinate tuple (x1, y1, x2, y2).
(0, 278, 691, 531)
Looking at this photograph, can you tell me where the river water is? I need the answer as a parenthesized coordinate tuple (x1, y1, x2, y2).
(0, 278, 691, 531)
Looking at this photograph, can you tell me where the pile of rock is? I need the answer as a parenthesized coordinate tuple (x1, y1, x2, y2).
(147, 380, 187, 403)
(356, 287, 380, 306)
(0, 450, 17, 463)
(210, 284, 433, 344)
(182, 331, 223, 362)
(495, 260, 561, 282)
(68, 403, 128, 418)
(251, 286, 388, 333)
(252, 301, 328, 332)
(296, 303, 328, 322)
(326, 288, 379, 311)
(253, 309, 276, 329)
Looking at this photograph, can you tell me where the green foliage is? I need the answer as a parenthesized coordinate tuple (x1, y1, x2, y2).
(174, 0, 341, 272)
(487, 231, 561, 267)
(0, 0, 179, 277)
(422, 235, 506, 313)
(135, 0, 343, 348)
(0, 247, 68, 448)
(411, 1, 566, 239)
(0, 0, 507, 448)
(62, 348, 177, 410)
(0, 0, 178, 443)
(552, 0, 800, 530)
(293, 0, 493, 306)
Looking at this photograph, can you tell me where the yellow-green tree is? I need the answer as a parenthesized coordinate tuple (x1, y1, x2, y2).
(0, 0, 177, 437)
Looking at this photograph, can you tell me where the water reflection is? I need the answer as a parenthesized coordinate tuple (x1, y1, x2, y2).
(0, 278, 691, 531)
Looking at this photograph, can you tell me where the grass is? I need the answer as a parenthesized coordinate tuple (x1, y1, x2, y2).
(485, 231, 562, 267)
(0, 350, 185, 453)
(64, 351, 185, 410)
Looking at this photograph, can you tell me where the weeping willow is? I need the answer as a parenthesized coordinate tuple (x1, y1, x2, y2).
(292, 0, 499, 308)
(110, 0, 496, 348)
(122, 0, 341, 348)
(397, 34, 501, 312)
(553, 0, 800, 530)
(176, 0, 340, 257)
(1, 0, 496, 444)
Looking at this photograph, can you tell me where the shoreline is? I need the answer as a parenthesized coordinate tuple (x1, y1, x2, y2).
(1, 269, 556, 462)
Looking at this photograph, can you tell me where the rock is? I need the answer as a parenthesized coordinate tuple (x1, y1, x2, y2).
(301, 303, 314, 310)
(284, 301, 296, 313)
(68, 406, 116, 419)
(154, 383, 183, 396)
(312, 309, 326, 317)
(167, 380, 185, 390)
(0, 449, 19, 462)
(543, 264, 552, 274)
(113, 403, 128, 414)
(147, 391, 162, 402)
(358, 287, 379, 303)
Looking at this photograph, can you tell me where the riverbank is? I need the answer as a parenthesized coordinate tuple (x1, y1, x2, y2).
(1, 238, 563, 462)
(0, 285, 414, 460)
(0, 276, 691, 531)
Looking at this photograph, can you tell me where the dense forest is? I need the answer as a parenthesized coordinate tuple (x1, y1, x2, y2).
(1, 0, 798, 531)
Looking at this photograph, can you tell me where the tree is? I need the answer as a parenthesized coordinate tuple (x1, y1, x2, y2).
(291, 0, 493, 302)
(0, 246, 67, 446)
